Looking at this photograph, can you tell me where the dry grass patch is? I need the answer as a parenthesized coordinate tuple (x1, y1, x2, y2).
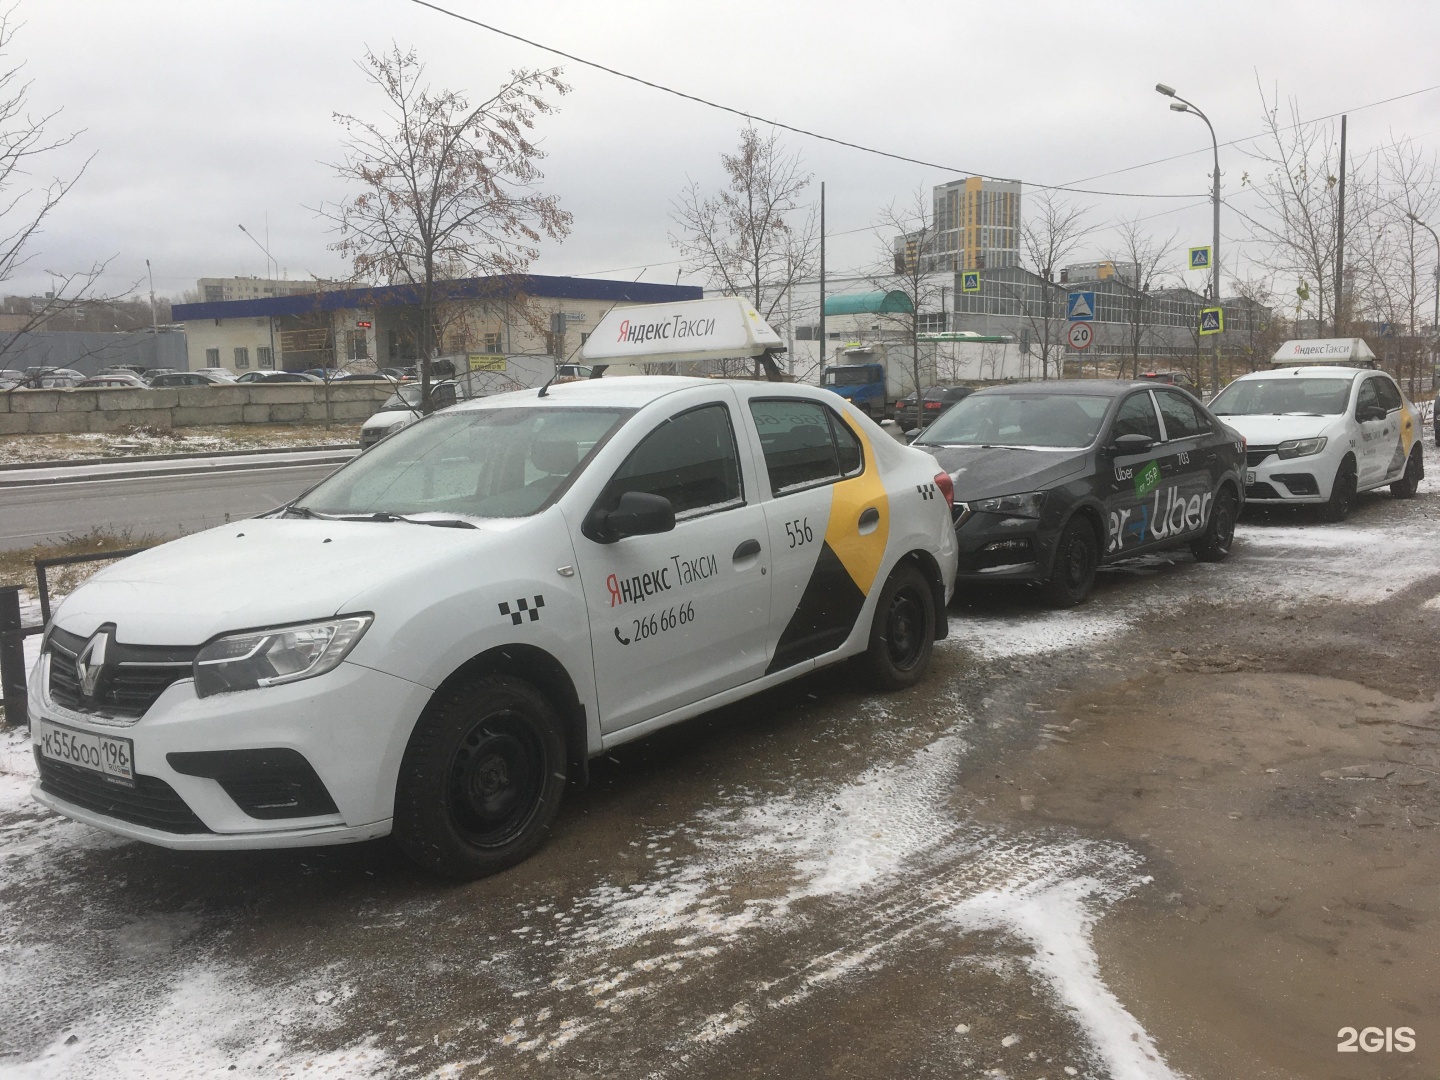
(0, 526, 160, 599)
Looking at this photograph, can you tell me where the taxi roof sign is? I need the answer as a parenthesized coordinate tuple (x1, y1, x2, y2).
(1270, 338, 1378, 366)
(581, 296, 783, 366)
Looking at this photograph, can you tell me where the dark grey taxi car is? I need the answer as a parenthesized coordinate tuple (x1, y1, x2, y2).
(912, 380, 1245, 606)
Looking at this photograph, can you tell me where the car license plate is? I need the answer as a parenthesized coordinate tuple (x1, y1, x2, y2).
(36, 720, 135, 787)
(1245, 469, 1255, 484)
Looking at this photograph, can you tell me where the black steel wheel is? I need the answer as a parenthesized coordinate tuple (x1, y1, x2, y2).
(394, 675, 566, 880)
(1390, 446, 1423, 500)
(1320, 456, 1358, 523)
(864, 563, 936, 690)
(1190, 485, 1238, 562)
(1041, 517, 1098, 608)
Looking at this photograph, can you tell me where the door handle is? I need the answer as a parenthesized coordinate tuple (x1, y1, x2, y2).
(733, 539, 761, 560)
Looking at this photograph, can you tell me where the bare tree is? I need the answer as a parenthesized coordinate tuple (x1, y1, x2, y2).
(868, 186, 947, 401)
(1104, 217, 1174, 378)
(322, 45, 571, 412)
(1228, 274, 1287, 373)
(671, 127, 817, 379)
(0, 5, 116, 376)
(1013, 191, 1091, 379)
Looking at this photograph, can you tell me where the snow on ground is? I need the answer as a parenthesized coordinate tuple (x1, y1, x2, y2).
(0, 424, 361, 465)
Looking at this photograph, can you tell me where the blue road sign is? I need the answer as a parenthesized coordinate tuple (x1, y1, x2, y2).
(1189, 246, 1212, 270)
(1067, 290, 1096, 321)
(1198, 307, 1224, 335)
(961, 270, 981, 293)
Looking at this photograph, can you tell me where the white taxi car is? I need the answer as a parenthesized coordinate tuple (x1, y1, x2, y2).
(1209, 342, 1424, 522)
(29, 376, 957, 879)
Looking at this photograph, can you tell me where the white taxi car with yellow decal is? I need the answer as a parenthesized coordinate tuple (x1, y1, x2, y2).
(1209, 339, 1424, 522)
(29, 306, 956, 880)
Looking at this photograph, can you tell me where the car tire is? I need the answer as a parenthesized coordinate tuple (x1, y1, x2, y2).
(393, 675, 567, 880)
(1041, 517, 1098, 608)
(863, 563, 936, 690)
(1189, 485, 1238, 562)
(1390, 446, 1423, 499)
(1320, 456, 1358, 523)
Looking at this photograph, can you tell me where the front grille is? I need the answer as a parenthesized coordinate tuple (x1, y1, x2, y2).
(47, 626, 198, 721)
(1246, 446, 1278, 467)
(1246, 482, 1282, 499)
(168, 748, 339, 820)
(36, 754, 210, 834)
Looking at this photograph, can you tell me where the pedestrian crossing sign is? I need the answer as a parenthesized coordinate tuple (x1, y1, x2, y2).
(961, 271, 981, 293)
(1189, 246, 1212, 270)
(1199, 307, 1224, 335)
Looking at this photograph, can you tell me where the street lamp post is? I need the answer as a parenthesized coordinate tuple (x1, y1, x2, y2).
(238, 223, 280, 371)
(1408, 213, 1440, 382)
(1157, 83, 1222, 396)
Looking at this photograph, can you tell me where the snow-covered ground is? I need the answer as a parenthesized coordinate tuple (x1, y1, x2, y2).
(4, 476, 1440, 1077)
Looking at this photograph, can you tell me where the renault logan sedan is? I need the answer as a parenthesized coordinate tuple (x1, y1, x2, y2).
(29, 377, 957, 879)
(913, 380, 1245, 606)
(1209, 365, 1423, 522)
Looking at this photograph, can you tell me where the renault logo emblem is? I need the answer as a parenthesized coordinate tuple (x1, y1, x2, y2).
(75, 630, 110, 699)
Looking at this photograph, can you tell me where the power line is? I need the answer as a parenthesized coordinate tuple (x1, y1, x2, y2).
(406, 0, 1205, 200)
(1061, 83, 1440, 187)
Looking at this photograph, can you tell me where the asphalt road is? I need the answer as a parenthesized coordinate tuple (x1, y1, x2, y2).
(0, 461, 343, 550)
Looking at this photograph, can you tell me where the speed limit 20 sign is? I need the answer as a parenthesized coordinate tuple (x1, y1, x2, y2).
(1067, 322, 1093, 351)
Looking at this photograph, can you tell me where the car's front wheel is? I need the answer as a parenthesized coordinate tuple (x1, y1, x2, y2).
(1190, 485, 1238, 562)
(1390, 446, 1423, 499)
(394, 675, 567, 880)
(1320, 456, 1358, 523)
(863, 563, 936, 690)
(1041, 517, 1099, 608)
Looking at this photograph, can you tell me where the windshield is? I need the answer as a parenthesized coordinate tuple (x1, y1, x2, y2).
(915, 391, 1111, 448)
(823, 366, 874, 386)
(297, 406, 631, 519)
(381, 385, 427, 411)
(1210, 377, 1352, 416)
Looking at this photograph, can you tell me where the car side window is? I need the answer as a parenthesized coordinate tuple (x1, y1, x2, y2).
(1111, 392, 1162, 441)
(1375, 377, 1403, 413)
(1156, 391, 1208, 440)
(1356, 378, 1382, 417)
(600, 403, 744, 520)
(750, 399, 863, 494)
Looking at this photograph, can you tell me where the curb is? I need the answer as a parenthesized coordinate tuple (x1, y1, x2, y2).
(0, 450, 357, 489)
(0, 442, 358, 472)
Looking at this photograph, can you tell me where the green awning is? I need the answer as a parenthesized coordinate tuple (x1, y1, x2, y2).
(823, 290, 915, 316)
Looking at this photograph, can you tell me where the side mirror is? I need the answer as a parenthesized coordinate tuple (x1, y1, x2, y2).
(1358, 405, 1386, 422)
(585, 491, 676, 544)
(1109, 432, 1155, 454)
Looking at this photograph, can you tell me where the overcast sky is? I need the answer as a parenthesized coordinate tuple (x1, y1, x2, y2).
(12, 0, 1440, 306)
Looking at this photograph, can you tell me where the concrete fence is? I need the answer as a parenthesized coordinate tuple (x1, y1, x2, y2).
(0, 384, 394, 435)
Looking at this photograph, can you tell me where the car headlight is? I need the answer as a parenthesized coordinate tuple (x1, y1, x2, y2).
(1277, 437, 1327, 459)
(972, 491, 1046, 518)
(194, 615, 373, 697)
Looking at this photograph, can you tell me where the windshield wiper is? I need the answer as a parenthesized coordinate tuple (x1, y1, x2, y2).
(279, 504, 333, 520)
(338, 511, 478, 529)
(979, 443, 1041, 451)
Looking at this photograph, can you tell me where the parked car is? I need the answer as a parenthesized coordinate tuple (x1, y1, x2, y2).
(337, 371, 402, 382)
(148, 371, 230, 388)
(98, 365, 148, 378)
(0, 368, 25, 389)
(897, 385, 973, 431)
(141, 368, 179, 384)
(1209, 364, 1424, 522)
(195, 367, 238, 382)
(23, 367, 85, 388)
(29, 376, 957, 879)
(358, 380, 466, 449)
(1138, 371, 1197, 389)
(235, 370, 322, 384)
(913, 379, 1245, 606)
(78, 373, 148, 389)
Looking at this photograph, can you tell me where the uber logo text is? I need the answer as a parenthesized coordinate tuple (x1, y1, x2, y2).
(1337, 1026, 1415, 1053)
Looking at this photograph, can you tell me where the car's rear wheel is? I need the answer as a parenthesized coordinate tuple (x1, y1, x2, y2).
(863, 564, 936, 690)
(1041, 517, 1099, 608)
(1320, 456, 1358, 523)
(394, 675, 567, 880)
(1390, 446, 1423, 499)
(1190, 485, 1238, 562)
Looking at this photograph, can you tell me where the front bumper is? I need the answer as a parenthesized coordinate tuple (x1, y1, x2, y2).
(28, 651, 433, 848)
(952, 507, 1051, 582)
(1244, 446, 1336, 503)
